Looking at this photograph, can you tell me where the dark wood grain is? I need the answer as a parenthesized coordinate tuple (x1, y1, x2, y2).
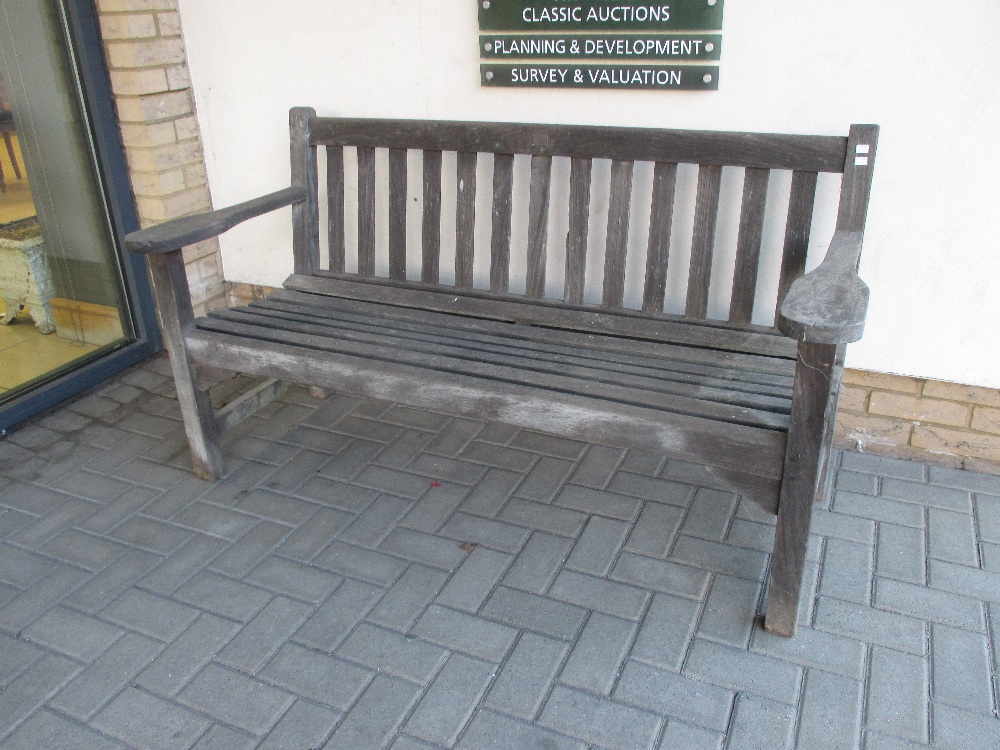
(326, 146, 346, 273)
(490, 153, 514, 294)
(685, 164, 722, 318)
(388, 148, 407, 280)
(455, 151, 478, 289)
(525, 155, 552, 298)
(422, 149, 443, 284)
(290, 107, 319, 275)
(602, 160, 634, 309)
(564, 157, 592, 304)
(835, 124, 879, 233)
(642, 162, 677, 314)
(729, 167, 771, 325)
(356, 146, 376, 277)
(775, 171, 818, 313)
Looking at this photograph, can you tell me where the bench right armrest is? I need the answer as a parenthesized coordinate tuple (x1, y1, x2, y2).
(124, 186, 307, 255)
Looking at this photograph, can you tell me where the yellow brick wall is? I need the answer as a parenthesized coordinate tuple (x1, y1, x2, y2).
(96, 0, 225, 317)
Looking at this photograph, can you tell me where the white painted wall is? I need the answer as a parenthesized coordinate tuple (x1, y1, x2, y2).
(177, 0, 1000, 388)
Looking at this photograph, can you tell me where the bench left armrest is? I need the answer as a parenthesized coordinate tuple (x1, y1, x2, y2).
(124, 186, 307, 255)
(777, 230, 870, 344)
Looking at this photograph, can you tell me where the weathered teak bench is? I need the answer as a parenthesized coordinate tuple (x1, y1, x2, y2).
(125, 108, 878, 636)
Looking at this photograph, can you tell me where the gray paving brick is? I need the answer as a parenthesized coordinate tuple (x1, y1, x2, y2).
(697, 574, 761, 648)
(77, 486, 159, 534)
(23, 605, 123, 662)
(0, 633, 43, 688)
(217, 596, 313, 673)
(136, 614, 240, 696)
(0, 566, 89, 635)
(569, 445, 625, 489)
(353, 466, 432, 500)
(725, 518, 777, 553)
(247, 555, 341, 604)
(814, 596, 926, 655)
(50, 632, 162, 720)
(196, 462, 273, 508)
(260, 449, 331, 493)
(439, 512, 531, 553)
(0, 482, 73, 515)
(875, 577, 985, 631)
(657, 720, 724, 750)
(141, 476, 208, 520)
(209, 521, 293, 578)
(931, 623, 994, 713)
(550, 570, 650, 620)
(337, 621, 447, 683)
(927, 507, 979, 567)
(400, 481, 469, 533)
(812, 508, 877, 545)
(502, 532, 575, 594)
(178, 663, 294, 735)
(559, 612, 636, 695)
(233, 488, 320, 526)
(257, 699, 339, 750)
(424, 417, 484, 457)
(834, 469, 879, 495)
(612, 551, 711, 599)
(2, 708, 123, 750)
(332, 414, 404, 442)
(92, 686, 211, 750)
(628, 592, 699, 672)
(52, 470, 133, 503)
(475, 422, 520, 444)
(10, 496, 100, 548)
(313, 541, 408, 586)
(380, 528, 469, 570)
(408, 453, 488, 485)
(865, 646, 928, 743)
(138, 534, 227, 595)
(515, 456, 575, 502)
(671, 535, 769, 581)
(100, 588, 200, 642)
(105, 515, 193, 556)
(436, 546, 511, 613)
(0, 508, 32, 539)
(679, 488, 738, 542)
(172, 502, 259, 540)
(685, 639, 802, 704)
(294, 579, 382, 652)
(834, 491, 925, 528)
(460, 440, 536, 471)
(380, 405, 450, 430)
(498, 497, 588, 537)
(111, 458, 191, 491)
(276, 507, 353, 562)
(882, 478, 971, 513)
(276, 425, 352, 454)
(482, 586, 588, 639)
(405, 653, 495, 745)
(457, 468, 521, 518)
(509, 430, 585, 459)
(931, 703, 1000, 750)
(726, 693, 796, 750)
(0, 543, 57, 587)
(820, 538, 874, 605)
(625, 502, 685, 558)
(300, 393, 362, 429)
(978, 494, 1000, 544)
(260, 643, 370, 709)
(318, 438, 385, 480)
(341, 495, 413, 547)
(368, 564, 448, 631)
(539, 684, 662, 750)
(750, 624, 866, 680)
(929, 464, 1000, 494)
(985, 602, 1000, 674)
(412, 604, 518, 661)
(876, 523, 926, 585)
(483, 632, 568, 719)
(555, 484, 643, 521)
(609, 471, 696, 505)
(565, 516, 629, 576)
(191, 724, 255, 750)
(839, 452, 926, 480)
(620, 448, 665, 476)
(862, 731, 928, 750)
(796, 670, 863, 750)
(0, 653, 79, 737)
(981, 541, 1000, 572)
(929, 558, 1000, 603)
(458, 710, 586, 750)
(324, 675, 419, 750)
(174, 571, 271, 622)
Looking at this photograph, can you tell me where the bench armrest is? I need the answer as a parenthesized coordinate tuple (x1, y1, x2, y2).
(124, 186, 307, 254)
(777, 230, 870, 344)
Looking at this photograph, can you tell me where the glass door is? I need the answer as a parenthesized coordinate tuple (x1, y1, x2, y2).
(0, 0, 158, 429)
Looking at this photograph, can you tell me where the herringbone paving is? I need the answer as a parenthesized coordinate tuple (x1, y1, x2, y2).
(1, 355, 999, 749)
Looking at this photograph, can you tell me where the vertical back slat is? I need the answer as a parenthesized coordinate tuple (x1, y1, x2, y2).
(490, 153, 514, 294)
(564, 157, 592, 304)
(422, 149, 443, 284)
(525, 155, 552, 298)
(455, 151, 477, 289)
(602, 160, 635, 308)
(728, 167, 771, 325)
(685, 164, 723, 318)
(290, 107, 319, 275)
(326, 145, 346, 273)
(388, 148, 407, 280)
(776, 170, 818, 312)
(642, 162, 677, 313)
(356, 146, 376, 277)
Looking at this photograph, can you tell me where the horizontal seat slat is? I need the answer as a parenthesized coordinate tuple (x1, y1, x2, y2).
(286, 274, 798, 359)
(254, 294, 795, 395)
(309, 118, 848, 172)
(184, 328, 787, 501)
(201, 311, 790, 430)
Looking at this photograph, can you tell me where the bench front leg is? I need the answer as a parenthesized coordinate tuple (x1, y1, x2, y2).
(147, 249, 224, 481)
(765, 341, 845, 636)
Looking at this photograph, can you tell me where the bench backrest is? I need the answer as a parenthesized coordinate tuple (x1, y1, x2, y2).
(290, 109, 877, 331)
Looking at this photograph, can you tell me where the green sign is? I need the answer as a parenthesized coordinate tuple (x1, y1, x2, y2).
(479, 1, 725, 32)
(481, 64, 719, 89)
(481, 33, 721, 61)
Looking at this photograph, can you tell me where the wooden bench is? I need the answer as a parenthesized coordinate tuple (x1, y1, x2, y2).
(125, 109, 878, 636)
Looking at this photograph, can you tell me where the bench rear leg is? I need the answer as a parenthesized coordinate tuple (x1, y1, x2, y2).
(765, 341, 845, 636)
(147, 251, 224, 481)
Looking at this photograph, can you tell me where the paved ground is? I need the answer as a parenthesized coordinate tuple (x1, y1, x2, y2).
(1, 355, 999, 750)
